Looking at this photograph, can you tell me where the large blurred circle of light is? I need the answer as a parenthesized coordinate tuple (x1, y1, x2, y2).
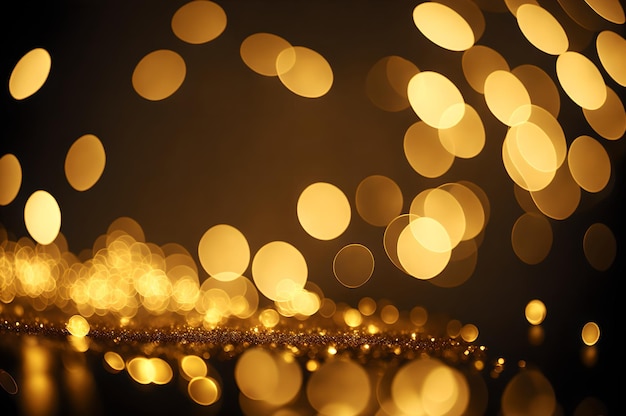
(516, 4, 568, 55)
(306, 359, 371, 416)
(132, 49, 186, 101)
(181, 355, 207, 380)
(383, 215, 412, 273)
(8, 48, 51, 100)
(583, 223, 616, 271)
(484, 70, 531, 125)
(171, 1, 226, 44)
(410, 188, 466, 250)
(581, 322, 600, 346)
(66, 315, 90, 337)
(514, 121, 558, 173)
(438, 104, 485, 158)
(530, 162, 581, 220)
(439, 183, 485, 240)
(398, 219, 451, 279)
(276, 46, 333, 98)
(404, 121, 454, 178)
(0, 154, 22, 206)
(149, 358, 173, 385)
(412, 2, 475, 51)
(264, 352, 302, 406)
(408, 71, 466, 129)
(366, 56, 419, 112)
(198, 224, 250, 282)
(512, 65, 560, 118)
(585, 0, 625, 24)
(511, 213, 552, 265)
(502, 126, 556, 192)
(355, 175, 403, 227)
(525, 299, 547, 325)
(235, 348, 278, 400)
(462, 45, 509, 94)
(126, 357, 155, 385)
(501, 369, 556, 416)
(104, 352, 125, 373)
(240, 33, 293, 76)
(333, 244, 374, 288)
(64, 134, 106, 192)
(556, 52, 606, 110)
(24, 190, 61, 245)
(596, 31, 626, 87)
(567, 135, 611, 193)
(429, 239, 478, 288)
(583, 87, 626, 140)
(297, 182, 351, 240)
(251, 241, 307, 302)
(188, 376, 220, 405)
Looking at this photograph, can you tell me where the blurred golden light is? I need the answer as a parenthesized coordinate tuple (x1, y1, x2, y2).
(596, 30, 626, 87)
(103, 351, 125, 373)
(365, 55, 419, 112)
(439, 182, 485, 241)
(149, 357, 173, 385)
(581, 322, 600, 346)
(568, 135, 611, 193)
(240, 33, 293, 76)
(0, 369, 18, 395)
(24, 190, 62, 245)
(501, 369, 556, 416)
(171, 0, 226, 45)
(397, 218, 451, 279)
(66, 314, 90, 337)
(530, 161, 581, 220)
(258, 308, 280, 327)
(585, 0, 625, 24)
(511, 213, 552, 265)
(8, 47, 51, 100)
(380, 304, 399, 325)
(0, 153, 22, 206)
(462, 45, 509, 94)
(355, 175, 403, 227)
(126, 357, 154, 385)
(188, 376, 221, 406)
(516, 4, 568, 55)
(525, 299, 547, 325)
(556, 51, 607, 110)
(404, 121, 455, 178)
(412, 2, 476, 51)
(583, 86, 626, 140)
(297, 182, 351, 240)
(512, 65, 560, 118)
(344, 307, 363, 328)
(460, 323, 479, 342)
(583, 223, 617, 271)
(333, 244, 374, 289)
(410, 188, 466, 250)
(251, 241, 307, 302)
(484, 70, 531, 126)
(64, 134, 106, 192)
(408, 71, 466, 129)
(197, 224, 250, 282)
(438, 104, 485, 159)
(358, 297, 376, 316)
(306, 359, 371, 416)
(132, 49, 186, 101)
(410, 306, 428, 327)
(276, 46, 333, 98)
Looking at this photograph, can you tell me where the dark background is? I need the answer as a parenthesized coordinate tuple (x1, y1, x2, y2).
(1, 0, 624, 414)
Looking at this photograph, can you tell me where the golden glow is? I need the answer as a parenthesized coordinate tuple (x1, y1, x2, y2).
(188, 376, 220, 406)
(126, 357, 154, 384)
(404, 121, 454, 178)
(484, 70, 531, 126)
(251, 241, 307, 302)
(512, 65, 560, 118)
(333, 244, 374, 289)
(410, 306, 428, 327)
(461, 323, 479, 342)
(511, 213, 552, 265)
(344, 308, 363, 327)
(358, 297, 376, 316)
(501, 369, 556, 416)
(258, 308, 280, 327)
(103, 352, 125, 373)
(525, 299, 547, 325)
(24, 190, 62, 245)
(408, 71, 466, 129)
(584, 0, 625, 24)
(366, 55, 419, 112)
(171, 1, 226, 44)
(149, 357, 173, 385)
(462, 45, 509, 94)
(181, 355, 207, 380)
(440, 182, 485, 241)
(66, 315, 90, 337)
(0, 154, 22, 206)
(596, 31, 626, 87)
(583, 86, 626, 140)
(297, 182, 351, 240)
(306, 359, 371, 416)
(132, 49, 186, 101)
(530, 162, 581, 220)
(581, 322, 600, 346)
(556, 52, 606, 110)
(398, 219, 451, 280)
(64, 134, 106, 192)
(276, 46, 333, 98)
(240, 33, 292, 76)
(413, 2, 476, 51)
(381, 304, 399, 325)
(567, 135, 611, 193)
(0, 369, 18, 395)
(503, 125, 555, 192)
(197, 224, 250, 281)
(583, 223, 616, 271)
(438, 104, 485, 159)
(383, 214, 412, 273)
(9, 48, 51, 100)
(516, 4, 568, 55)
(355, 175, 403, 227)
